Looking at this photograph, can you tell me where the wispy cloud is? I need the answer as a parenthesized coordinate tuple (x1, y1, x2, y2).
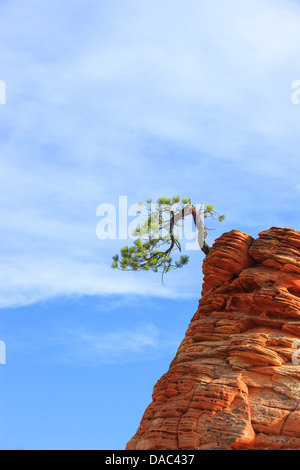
(9, 321, 178, 365)
(58, 323, 161, 364)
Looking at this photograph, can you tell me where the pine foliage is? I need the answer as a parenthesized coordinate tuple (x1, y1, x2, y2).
(112, 196, 225, 279)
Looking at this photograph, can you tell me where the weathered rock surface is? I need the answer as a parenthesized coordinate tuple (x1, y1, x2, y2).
(126, 227, 300, 450)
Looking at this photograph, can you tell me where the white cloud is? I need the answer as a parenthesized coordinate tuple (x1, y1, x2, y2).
(61, 323, 160, 364)
(0, 253, 185, 308)
(17, 322, 179, 365)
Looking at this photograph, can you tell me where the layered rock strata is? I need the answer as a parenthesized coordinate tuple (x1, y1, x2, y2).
(126, 227, 300, 450)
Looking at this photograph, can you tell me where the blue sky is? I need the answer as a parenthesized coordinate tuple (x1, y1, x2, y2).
(1, 0, 300, 449)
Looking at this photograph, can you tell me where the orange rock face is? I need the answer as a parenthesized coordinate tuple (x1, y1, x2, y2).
(126, 227, 300, 450)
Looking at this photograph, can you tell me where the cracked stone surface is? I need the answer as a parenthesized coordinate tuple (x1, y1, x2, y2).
(126, 227, 300, 450)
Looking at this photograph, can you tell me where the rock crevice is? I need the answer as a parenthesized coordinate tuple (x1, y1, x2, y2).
(126, 227, 300, 450)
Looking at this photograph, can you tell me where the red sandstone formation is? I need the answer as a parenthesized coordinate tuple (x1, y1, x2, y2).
(126, 227, 300, 450)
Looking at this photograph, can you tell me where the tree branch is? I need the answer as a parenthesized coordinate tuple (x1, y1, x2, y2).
(172, 203, 210, 256)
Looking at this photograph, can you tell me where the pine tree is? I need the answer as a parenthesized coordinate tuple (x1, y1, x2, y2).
(112, 196, 225, 282)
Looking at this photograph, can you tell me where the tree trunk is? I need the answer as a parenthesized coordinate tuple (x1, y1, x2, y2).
(173, 203, 210, 256)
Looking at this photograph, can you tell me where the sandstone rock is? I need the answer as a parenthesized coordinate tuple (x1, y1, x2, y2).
(126, 228, 300, 450)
